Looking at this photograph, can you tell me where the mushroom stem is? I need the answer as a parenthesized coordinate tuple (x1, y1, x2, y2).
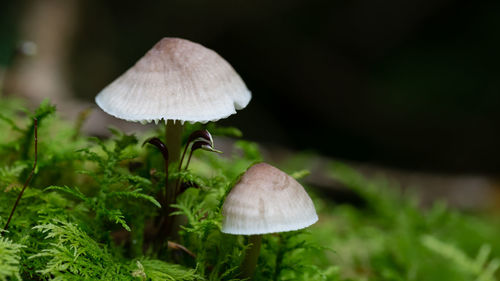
(241, 234, 262, 279)
(165, 120, 183, 165)
(163, 120, 184, 240)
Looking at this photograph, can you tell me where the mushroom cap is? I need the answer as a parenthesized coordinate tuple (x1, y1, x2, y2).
(221, 163, 318, 235)
(95, 38, 251, 124)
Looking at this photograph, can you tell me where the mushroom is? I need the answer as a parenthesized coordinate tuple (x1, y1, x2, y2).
(95, 37, 251, 162)
(221, 163, 318, 279)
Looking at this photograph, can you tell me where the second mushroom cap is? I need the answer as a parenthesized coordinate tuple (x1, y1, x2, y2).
(222, 163, 318, 235)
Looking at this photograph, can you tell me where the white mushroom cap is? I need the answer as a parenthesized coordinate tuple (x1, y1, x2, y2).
(95, 38, 251, 124)
(222, 163, 318, 235)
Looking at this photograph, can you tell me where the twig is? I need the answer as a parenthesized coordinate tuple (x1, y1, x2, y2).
(4, 118, 38, 231)
(168, 241, 196, 258)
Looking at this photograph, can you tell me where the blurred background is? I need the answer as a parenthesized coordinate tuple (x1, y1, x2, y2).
(1, 0, 499, 208)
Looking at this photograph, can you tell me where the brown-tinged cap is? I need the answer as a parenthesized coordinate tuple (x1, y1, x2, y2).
(222, 163, 318, 235)
(95, 38, 251, 124)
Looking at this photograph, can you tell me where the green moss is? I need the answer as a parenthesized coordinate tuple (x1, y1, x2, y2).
(0, 98, 498, 280)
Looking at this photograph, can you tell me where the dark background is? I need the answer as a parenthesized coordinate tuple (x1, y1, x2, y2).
(1, 0, 499, 174)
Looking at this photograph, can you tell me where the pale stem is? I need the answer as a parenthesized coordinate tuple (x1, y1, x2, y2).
(163, 120, 183, 240)
(165, 120, 183, 165)
(241, 234, 262, 280)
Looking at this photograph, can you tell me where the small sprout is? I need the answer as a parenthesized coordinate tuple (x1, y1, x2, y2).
(184, 140, 222, 171)
(186, 129, 214, 147)
(176, 130, 222, 193)
(143, 137, 169, 163)
(178, 129, 215, 171)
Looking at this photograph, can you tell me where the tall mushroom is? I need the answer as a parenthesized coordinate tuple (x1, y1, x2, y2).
(221, 163, 318, 279)
(95, 37, 251, 163)
(96, 38, 251, 243)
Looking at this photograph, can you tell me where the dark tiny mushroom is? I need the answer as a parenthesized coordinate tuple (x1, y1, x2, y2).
(184, 140, 222, 171)
(179, 129, 215, 171)
(176, 139, 222, 194)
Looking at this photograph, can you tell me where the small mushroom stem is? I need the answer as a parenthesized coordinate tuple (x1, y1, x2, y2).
(241, 234, 262, 279)
(165, 120, 183, 165)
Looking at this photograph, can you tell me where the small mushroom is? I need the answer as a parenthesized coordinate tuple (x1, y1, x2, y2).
(95, 37, 251, 162)
(221, 163, 318, 279)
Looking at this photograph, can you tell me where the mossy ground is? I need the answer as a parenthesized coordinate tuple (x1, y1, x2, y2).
(0, 99, 499, 281)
